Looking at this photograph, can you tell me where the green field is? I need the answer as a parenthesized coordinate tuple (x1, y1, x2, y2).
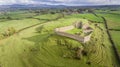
(110, 31, 120, 54)
(0, 12, 119, 67)
(0, 19, 43, 32)
(98, 13, 120, 30)
(69, 14, 104, 23)
(0, 13, 61, 33)
(98, 11, 120, 59)
(34, 14, 61, 20)
(0, 11, 37, 22)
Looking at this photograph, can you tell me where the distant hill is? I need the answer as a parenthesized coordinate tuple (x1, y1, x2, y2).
(0, 4, 67, 8)
(0, 4, 120, 11)
(1, 4, 120, 8)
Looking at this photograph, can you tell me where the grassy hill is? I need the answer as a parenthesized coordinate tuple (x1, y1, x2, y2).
(0, 13, 119, 67)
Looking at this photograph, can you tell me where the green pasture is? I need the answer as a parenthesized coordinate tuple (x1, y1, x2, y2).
(0, 19, 45, 33)
(0, 13, 62, 33)
(98, 12, 120, 30)
(0, 13, 119, 67)
(110, 31, 120, 55)
(0, 11, 36, 20)
(67, 14, 104, 23)
(34, 13, 61, 20)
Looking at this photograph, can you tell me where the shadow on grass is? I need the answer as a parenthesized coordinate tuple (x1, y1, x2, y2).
(23, 33, 51, 46)
(22, 26, 54, 52)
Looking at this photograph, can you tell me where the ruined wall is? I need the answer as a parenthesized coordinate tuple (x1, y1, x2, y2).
(55, 31, 84, 42)
(55, 25, 93, 43)
(55, 25, 74, 32)
(84, 34, 92, 43)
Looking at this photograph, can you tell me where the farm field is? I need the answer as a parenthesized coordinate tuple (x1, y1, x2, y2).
(110, 31, 120, 56)
(98, 13, 120, 30)
(0, 11, 119, 67)
(97, 11, 120, 59)
(0, 11, 36, 21)
(0, 13, 61, 32)
(69, 14, 104, 23)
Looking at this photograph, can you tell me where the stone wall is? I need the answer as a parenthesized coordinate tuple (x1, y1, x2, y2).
(84, 34, 92, 43)
(55, 25, 74, 32)
(55, 31, 84, 42)
(55, 25, 93, 43)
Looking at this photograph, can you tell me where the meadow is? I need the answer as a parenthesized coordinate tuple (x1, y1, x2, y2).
(67, 13, 104, 23)
(0, 11, 119, 67)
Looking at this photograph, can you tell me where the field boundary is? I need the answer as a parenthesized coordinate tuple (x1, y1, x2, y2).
(0, 15, 64, 41)
(91, 12, 120, 62)
(102, 16, 120, 62)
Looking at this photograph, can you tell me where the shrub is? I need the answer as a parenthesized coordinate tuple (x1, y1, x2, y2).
(36, 25, 44, 33)
(3, 31, 10, 36)
(75, 46, 84, 60)
(7, 27, 16, 35)
(0, 34, 4, 40)
(0, 27, 16, 39)
(6, 16, 12, 20)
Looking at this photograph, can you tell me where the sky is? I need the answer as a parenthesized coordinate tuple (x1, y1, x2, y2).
(0, 0, 120, 6)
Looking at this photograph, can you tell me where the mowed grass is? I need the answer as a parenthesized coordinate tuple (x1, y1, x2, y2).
(0, 14, 119, 67)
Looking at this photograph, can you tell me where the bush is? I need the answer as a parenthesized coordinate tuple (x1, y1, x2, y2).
(0, 27, 16, 40)
(7, 27, 16, 35)
(36, 25, 44, 33)
(75, 46, 84, 60)
(3, 31, 10, 36)
(6, 16, 12, 20)
(0, 34, 4, 40)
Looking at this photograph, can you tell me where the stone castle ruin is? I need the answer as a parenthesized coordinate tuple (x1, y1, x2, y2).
(55, 21, 93, 43)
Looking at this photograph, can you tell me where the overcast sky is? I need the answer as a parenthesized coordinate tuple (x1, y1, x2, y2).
(0, 0, 120, 6)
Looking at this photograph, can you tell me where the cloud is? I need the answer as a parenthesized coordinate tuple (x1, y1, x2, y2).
(0, 0, 34, 5)
(0, 0, 120, 5)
